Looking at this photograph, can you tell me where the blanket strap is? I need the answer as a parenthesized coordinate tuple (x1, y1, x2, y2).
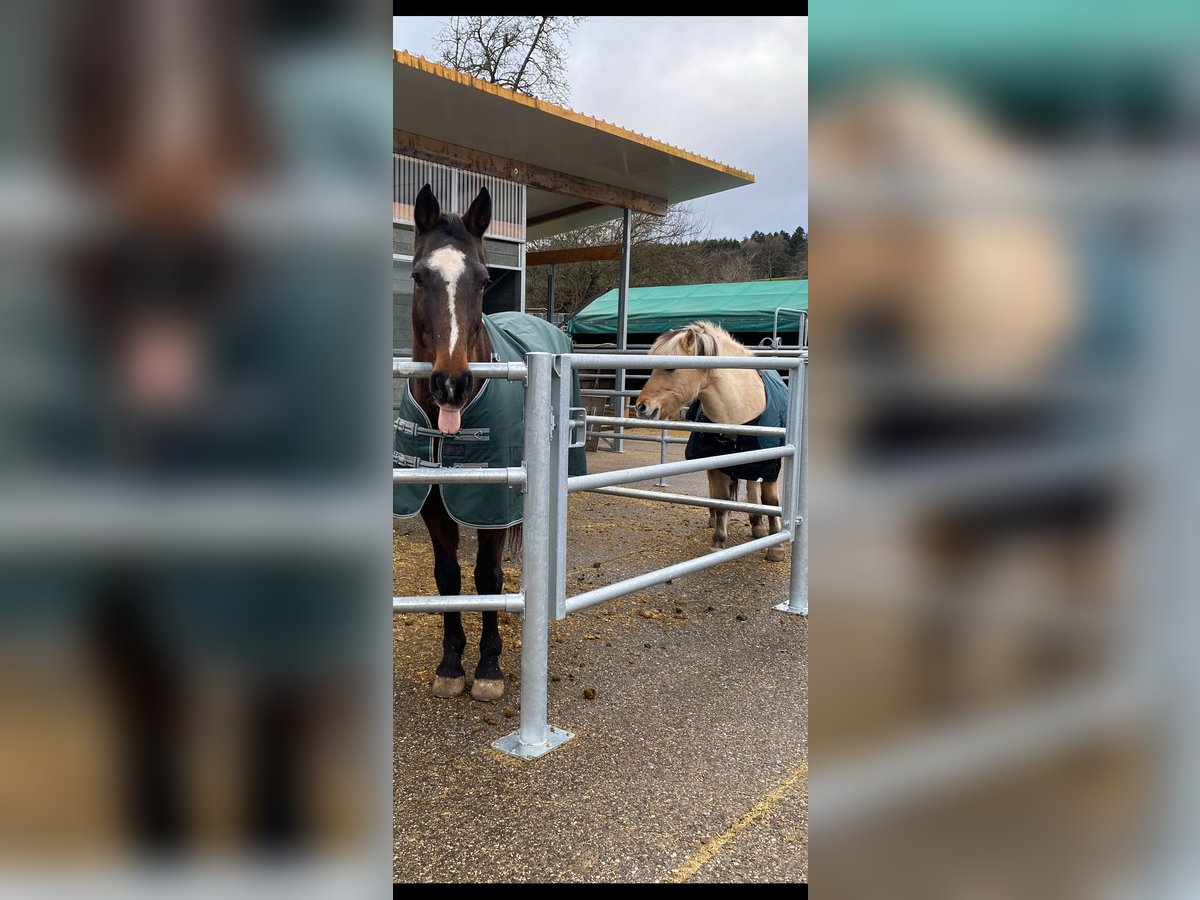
(394, 417, 492, 442)
(393, 451, 443, 469)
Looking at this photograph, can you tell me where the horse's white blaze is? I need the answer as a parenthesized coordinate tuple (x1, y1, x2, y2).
(426, 246, 468, 355)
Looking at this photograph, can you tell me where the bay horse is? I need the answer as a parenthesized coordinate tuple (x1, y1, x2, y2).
(407, 184, 512, 702)
(634, 322, 788, 562)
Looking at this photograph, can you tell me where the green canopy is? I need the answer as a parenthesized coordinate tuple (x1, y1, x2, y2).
(564, 279, 808, 338)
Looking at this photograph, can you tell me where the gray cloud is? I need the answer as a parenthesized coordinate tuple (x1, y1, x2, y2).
(393, 16, 807, 239)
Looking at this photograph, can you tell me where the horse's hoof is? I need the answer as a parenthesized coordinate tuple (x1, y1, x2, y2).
(752, 525, 769, 538)
(711, 540, 726, 551)
(765, 546, 787, 563)
(471, 678, 505, 702)
(432, 675, 466, 698)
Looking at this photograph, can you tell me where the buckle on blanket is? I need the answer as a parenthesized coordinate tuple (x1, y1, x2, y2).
(447, 428, 491, 442)
(393, 417, 438, 438)
(393, 451, 442, 469)
(394, 417, 491, 442)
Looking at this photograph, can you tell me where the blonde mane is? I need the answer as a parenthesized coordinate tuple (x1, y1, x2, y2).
(648, 321, 750, 357)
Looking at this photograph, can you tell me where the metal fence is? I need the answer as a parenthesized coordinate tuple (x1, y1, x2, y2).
(392, 345, 809, 760)
(571, 312, 808, 479)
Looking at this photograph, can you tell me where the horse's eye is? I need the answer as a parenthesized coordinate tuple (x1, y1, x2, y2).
(411, 272, 423, 287)
(663, 369, 675, 374)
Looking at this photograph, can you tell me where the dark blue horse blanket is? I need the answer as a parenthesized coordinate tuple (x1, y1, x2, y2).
(683, 369, 789, 482)
(393, 312, 587, 528)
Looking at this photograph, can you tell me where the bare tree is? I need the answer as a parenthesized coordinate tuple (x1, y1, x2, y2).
(434, 16, 586, 104)
(529, 203, 708, 254)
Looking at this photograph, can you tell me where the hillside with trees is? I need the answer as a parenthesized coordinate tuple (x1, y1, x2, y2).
(525, 215, 808, 319)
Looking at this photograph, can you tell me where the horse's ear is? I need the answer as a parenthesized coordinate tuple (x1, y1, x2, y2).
(463, 187, 491, 238)
(414, 184, 440, 234)
(678, 328, 697, 354)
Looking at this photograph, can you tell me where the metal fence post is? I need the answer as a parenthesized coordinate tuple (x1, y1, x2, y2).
(612, 207, 632, 452)
(493, 352, 574, 759)
(547, 354, 572, 621)
(655, 432, 669, 487)
(776, 350, 808, 616)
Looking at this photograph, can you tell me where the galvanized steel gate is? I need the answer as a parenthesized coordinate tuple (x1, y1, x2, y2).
(392, 344, 808, 760)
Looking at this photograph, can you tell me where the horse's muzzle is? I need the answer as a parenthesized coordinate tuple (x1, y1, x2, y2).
(430, 369, 471, 407)
(635, 402, 659, 420)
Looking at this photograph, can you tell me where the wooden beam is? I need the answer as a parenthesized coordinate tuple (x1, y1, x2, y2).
(526, 245, 623, 267)
(527, 201, 603, 227)
(394, 129, 668, 217)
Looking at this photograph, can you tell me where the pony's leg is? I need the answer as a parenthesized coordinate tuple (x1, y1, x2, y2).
(470, 528, 507, 702)
(707, 470, 734, 549)
(746, 480, 768, 537)
(705, 471, 721, 530)
(712, 480, 740, 528)
(422, 490, 466, 698)
(761, 479, 787, 562)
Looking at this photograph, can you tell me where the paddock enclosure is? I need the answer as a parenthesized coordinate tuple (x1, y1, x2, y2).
(390, 50, 807, 881)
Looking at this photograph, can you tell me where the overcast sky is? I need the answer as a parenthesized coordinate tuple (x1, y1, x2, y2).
(392, 16, 807, 239)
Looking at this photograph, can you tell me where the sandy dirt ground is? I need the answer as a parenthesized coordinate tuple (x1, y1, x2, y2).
(393, 436, 807, 883)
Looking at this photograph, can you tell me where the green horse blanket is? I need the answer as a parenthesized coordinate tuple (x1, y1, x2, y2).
(393, 312, 587, 528)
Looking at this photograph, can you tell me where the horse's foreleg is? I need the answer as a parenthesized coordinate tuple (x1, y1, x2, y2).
(761, 479, 786, 562)
(470, 529, 507, 702)
(707, 470, 734, 550)
(422, 490, 466, 698)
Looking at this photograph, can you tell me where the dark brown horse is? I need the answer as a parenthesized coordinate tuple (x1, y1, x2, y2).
(55, 0, 322, 851)
(409, 184, 511, 702)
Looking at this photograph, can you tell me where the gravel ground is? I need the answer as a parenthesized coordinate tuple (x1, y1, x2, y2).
(393, 436, 807, 883)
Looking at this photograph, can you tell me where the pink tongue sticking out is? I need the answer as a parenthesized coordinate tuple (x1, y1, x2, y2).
(437, 407, 461, 435)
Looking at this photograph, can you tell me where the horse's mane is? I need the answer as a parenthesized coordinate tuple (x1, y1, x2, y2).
(649, 321, 750, 358)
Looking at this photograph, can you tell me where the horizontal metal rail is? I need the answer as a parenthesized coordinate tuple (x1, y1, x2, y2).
(0, 489, 379, 554)
(393, 594, 525, 613)
(585, 431, 688, 445)
(574, 345, 807, 356)
(568, 445, 793, 492)
(566, 531, 791, 614)
(393, 360, 528, 380)
(587, 414, 786, 439)
(568, 353, 804, 371)
(817, 678, 1148, 832)
(581, 389, 641, 398)
(392, 466, 527, 486)
(809, 444, 1132, 514)
(591, 485, 783, 517)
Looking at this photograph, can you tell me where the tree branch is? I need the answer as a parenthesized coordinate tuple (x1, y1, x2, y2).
(512, 16, 548, 95)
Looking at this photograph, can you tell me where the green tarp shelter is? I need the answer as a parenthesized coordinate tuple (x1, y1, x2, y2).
(564, 279, 807, 339)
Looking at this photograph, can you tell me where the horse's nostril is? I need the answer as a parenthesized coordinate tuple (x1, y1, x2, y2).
(636, 403, 647, 414)
(431, 371, 459, 404)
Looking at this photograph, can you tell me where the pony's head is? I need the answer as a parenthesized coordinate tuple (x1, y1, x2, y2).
(411, 183, 492, 431)
(634, 322, 747, 420)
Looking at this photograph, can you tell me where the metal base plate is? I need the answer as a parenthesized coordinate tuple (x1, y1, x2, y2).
(774, 600, 807, 616)
(492, 725, 575, 760)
